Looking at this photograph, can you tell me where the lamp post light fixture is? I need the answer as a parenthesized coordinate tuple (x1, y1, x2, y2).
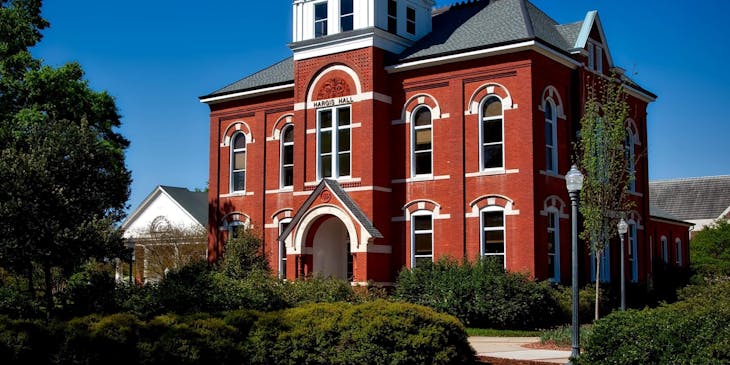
(618, 218, 629, 311)
(565, 164, 584, 361)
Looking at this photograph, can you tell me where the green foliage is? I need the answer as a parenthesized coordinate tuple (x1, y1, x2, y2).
(539, 324, 592, 348)
(550, 284, 607, 323)
(579, 280, 730, 364)
(63, 260, 118, 317)
(690, 220, 730, 278)
(217, 227, 270, 279)
(0, 303, 474, 365)
(280, 275, 357, 306)
(394, 257, 560, 329)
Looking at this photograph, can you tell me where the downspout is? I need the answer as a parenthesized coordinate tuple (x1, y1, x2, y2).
(462, 79, 468, 259)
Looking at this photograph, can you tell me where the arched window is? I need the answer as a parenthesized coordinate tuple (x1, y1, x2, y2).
(661, 236, 669, 264)
(547, 209, 560, 282)
(280, 125, 294, 188)
(628, 222, 638, 282)
(411, 106, 432, 176)
(481, 206, 506, 268)
(625, 128, 636, 192)
(411, 212, 433, 267)
(480, 96, 504, 170)
(545, 99, 558, 173)
(231, 133, 247, 192)
(675, 238, 682, 266)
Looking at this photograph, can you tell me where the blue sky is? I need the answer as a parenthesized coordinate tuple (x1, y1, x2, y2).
(32, 0, 730, 213)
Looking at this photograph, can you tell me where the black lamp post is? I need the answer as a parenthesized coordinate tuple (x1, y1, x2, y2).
(618, 218, 628, 311)
(566, 164, 584, 361)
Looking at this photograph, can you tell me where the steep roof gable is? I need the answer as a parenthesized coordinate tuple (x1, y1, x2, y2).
(650, 176, 730, 221)
(122, 186, 208, 231)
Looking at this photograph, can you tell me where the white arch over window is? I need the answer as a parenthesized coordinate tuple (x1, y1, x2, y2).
(540, 85, 565, 119)
(221, 121, 253, 146)
(467, 82, 513, 114)
(411, 105, 433, 176)
(306, 64, 363, 102)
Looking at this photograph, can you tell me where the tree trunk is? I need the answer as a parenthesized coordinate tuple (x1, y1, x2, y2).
(43, 259, 53, 320)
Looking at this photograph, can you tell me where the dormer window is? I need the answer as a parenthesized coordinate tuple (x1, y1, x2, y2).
(340, 0, 353, 32)
(315, 2, 328, 38)
(588, 41, 603, 73)
(406, 6, 416, 35)
(388, 0, 398, 33)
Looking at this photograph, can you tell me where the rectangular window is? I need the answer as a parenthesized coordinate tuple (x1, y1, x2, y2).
(387, 0, 397, 33)
(340, 0, 353, 32)
(628, 223, 638, 282)
(314, 2, 328, 37)
(588, 43, 595, 70)
(482, 209, 505, 267)
(596, 46, 603, 73)
(406, 7, 416, 35)
(547, 211, 559, 281)
(412, 214, 433, 267)
(318, 105, 351, 179)
(675, 239, 682, 266)
(279, 221, 290, 279)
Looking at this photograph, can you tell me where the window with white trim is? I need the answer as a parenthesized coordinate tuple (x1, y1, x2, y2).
(588, 42, 603, 73)
(675, 238, 682, 266)
(340, 0, 353, 32)
(412, 106, 432, 176)
(278, 219, 291, 279)
(625, 129, 636, 192)
(406, 6, 416, 35)
(231, 133, 246, 192)
(387, 0, 397, 33)
(280, 125, 294, 188)
(411, 213, 433, 267)
(547, 210, 560, 282)
(480, 96, 504, 170)
(661, 236, 669, 264)
(228, 220, 245, 240)
(628, 222, 638, 282)
(314, 2, 328, 37)
(481, 207, 506, 267)
(317, 105, 351, 179)
(545, 99, 557, 173)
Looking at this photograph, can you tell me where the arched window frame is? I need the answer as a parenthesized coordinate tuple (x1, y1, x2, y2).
(230, 132, 247, 193)
(661, 236, 669, 264)
(280, 124, 294, 189)
(480, 205, 506, 268)
(479, 95, 504, 171)
(546, 207, 560, 282)
(411, 105, 433, 177)
(628, 220, 638, 282)
(544, 98, 558, 174)
(675, 238, 683, 266)
(410, 210, 434, 268)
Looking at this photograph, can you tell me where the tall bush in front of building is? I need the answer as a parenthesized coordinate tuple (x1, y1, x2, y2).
(394, 257, 560, 329)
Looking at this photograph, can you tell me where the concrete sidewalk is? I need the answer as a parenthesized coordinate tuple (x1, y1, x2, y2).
(468, 337, 571, 364)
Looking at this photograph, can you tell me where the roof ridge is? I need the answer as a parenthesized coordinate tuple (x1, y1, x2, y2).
(650, 175, 730, 183)
(524, 0, 560, 26)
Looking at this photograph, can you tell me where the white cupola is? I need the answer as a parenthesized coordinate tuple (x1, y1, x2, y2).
(291, 0, 435, 60)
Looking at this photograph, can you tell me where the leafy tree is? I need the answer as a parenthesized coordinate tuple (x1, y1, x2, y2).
(0, 0, 131, 316)
(576, 74, 633, 319)
(217, 226, 270, 279)
(139, 220, 207, 281)
(691, 220, 730, 279)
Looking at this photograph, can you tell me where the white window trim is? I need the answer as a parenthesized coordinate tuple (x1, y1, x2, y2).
(547, 208, 560, 282)
(230, 132, 247, 193)
(317, 105, 352, 180)
(278, 218, 292, 279)
(675, 238, 682, 266)
(387, 0, 397, 33)
(313, 1, 328, 38)
(411, 105, 433, 177)
(405, 6, 416, 35)
(479, 96, 505, 171)
(661, 236, 669, 264)
(480, 206, 506, 268)
(410, 211, 434, 268)
(339, 0, 353, 32)
(628, 222, 638, 282)
(280, 124, 294, 189)
(544, 98, 558, 174)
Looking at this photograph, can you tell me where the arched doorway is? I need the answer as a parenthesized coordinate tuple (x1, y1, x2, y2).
(310, 216, 352, 280)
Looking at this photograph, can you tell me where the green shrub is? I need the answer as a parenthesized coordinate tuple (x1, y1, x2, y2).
(579, 280, 730, 364)
(395, 257, 560, 329)
(550, 284, 606, 323)
(0, 316, 57, 364)
(281, 275, 357, 306)
(58, 313, 141, 365)
(63, 261, 119, 317)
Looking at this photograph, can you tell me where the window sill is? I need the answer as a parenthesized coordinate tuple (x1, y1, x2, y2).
(466, 168, 519, 178)
(539, 170, 565, 179)
(220, 191, 254, 198)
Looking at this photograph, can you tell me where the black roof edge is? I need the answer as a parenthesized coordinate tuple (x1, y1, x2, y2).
(199, 80, 294, 101)
(650, 215, 695, 227)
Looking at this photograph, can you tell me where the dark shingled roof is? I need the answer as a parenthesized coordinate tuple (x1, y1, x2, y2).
(203, 0, 584, 99)
(160, 186, 209, 227)
(649, 176, 730, 221)
(205, 57, 294, 98)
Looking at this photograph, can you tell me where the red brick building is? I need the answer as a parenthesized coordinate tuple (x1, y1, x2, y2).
(200, 0, 691, 286)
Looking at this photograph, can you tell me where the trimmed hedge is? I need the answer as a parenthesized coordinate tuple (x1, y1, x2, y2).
(578, 280, 730, 364)
(395, 257, 560, 329)
(0, 301, 474, 365)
